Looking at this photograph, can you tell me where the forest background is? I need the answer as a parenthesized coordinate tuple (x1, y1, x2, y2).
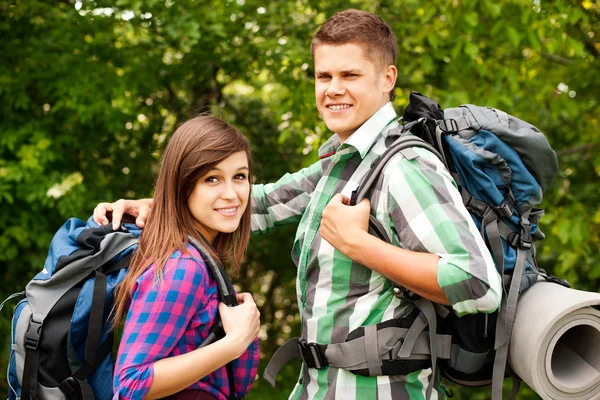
(1, 0, 598, 398)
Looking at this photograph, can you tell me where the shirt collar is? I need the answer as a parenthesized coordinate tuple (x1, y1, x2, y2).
(318, 102, 398, 160)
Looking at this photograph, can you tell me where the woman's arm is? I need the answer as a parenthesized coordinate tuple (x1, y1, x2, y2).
(114, 255, 259, 399)
(147, 294, 260, 399)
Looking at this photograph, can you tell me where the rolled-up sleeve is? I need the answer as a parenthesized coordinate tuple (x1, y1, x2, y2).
(385, 148, 502, 316)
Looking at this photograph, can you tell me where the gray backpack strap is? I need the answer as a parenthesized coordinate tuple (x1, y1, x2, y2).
(350, 135, 443, 206)
(263, 337, 303, 386)
(350, 134, 444, 245)
(413, 297, 443, 400)
(491, 209, 533, 400)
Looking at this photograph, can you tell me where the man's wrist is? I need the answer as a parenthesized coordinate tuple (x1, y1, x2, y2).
(343, 228, 370, 262)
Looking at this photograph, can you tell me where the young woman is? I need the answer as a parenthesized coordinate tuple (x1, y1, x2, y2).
(111, 116, 260, 400)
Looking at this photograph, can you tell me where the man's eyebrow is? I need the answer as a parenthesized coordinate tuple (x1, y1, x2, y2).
(315, 69, 362, 75)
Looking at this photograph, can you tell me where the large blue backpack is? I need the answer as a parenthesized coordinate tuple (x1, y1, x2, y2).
(350, 92, 566, 399)
(2, 217, 238, 400)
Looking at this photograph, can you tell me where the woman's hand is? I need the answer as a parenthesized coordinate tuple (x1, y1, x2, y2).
(93, 198, 154, 230)
(219, 292, 260, 357)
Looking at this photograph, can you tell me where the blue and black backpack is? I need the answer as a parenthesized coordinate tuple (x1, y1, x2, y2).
(1, 217, 238, 400)
(349, 92, 567, 399)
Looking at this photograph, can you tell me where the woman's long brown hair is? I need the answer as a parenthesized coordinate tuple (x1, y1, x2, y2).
(112, 116, 253, 327)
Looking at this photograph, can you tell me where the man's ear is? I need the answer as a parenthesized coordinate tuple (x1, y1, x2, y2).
(383, 64, 398, 94)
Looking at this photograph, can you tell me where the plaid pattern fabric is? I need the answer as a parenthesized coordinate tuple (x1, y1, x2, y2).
(113, 244, 259, 400)
(252, 102, 501, 400)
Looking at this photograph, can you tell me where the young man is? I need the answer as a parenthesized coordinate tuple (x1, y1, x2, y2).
(95, 9, 501, 399)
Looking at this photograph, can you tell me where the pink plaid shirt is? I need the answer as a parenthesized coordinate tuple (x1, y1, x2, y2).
(113, 244, 259, 399)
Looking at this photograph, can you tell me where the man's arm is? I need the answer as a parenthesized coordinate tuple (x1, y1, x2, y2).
(321, 150, 502, 315)
(320, 195, 450, 305)
(93, 159, 328, 231)
(251, 158, 327, 234)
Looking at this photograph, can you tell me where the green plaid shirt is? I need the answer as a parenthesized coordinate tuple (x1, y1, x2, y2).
(252, 103, 502, 400)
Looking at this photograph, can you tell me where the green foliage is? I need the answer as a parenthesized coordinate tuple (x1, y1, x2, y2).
(0, 0, 598, 398)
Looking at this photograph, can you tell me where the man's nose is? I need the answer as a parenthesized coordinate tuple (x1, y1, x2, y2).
(326, 77, 345, 97)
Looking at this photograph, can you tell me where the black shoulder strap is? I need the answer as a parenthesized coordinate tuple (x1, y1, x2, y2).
(350, 134, 443, 243)
(188, 235, 238, 307)
(188, 235, 240, 400)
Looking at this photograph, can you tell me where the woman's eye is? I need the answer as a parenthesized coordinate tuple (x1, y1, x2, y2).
(235, 173, 248, 180)
(205, 176, 218, 183)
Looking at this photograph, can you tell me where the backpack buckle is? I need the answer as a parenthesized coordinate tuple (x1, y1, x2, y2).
(58, 377, 79, 395)
(24, 316, 43, 350)
(519, 217, 532, 250)
(494, 197, 514, 218)
(438, 119, 459, 133)
(297, 339, 326, 370)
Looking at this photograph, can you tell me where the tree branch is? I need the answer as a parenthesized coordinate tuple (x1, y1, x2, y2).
(556, 142, 600, 157)
(541, 52, 573, 65)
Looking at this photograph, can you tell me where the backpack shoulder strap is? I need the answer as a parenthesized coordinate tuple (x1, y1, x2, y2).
(188, 235, 240, 400)
(351, 134, 442, 207)
(188, 235, 238, 307)
(349, 135, 443, 243)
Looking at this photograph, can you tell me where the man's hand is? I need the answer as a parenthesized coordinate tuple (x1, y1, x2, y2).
(93, 198, 154, 230)
(320, 193, 371, 257)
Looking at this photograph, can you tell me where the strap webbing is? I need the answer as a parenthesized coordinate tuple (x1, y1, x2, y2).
(414, 298, 441, 400)
(364, 324, 382, 376)
(482, 211, 505, 276)
(351, 135, 443, 206)
(491, 211, 532, 400)
(21, 339, 41, 400)
(397, 313, 427, 358)
(86, 271, 107, 366)
(264, 338, 301, 386)
(226, 361, 237, 400)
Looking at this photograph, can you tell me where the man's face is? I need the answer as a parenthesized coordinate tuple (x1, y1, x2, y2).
(314, 43, 396, 141)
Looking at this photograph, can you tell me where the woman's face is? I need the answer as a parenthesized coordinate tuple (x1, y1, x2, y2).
(187, 151, 250, 244)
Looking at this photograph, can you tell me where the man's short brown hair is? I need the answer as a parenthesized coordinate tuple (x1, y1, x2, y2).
(310, 9, 397, 99)
(311, 10, 397, 71)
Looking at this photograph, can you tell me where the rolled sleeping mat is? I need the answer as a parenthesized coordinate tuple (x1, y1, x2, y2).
(509, 281, 600, 400)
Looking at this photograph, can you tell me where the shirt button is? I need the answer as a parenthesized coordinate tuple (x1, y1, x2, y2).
(300, 295, 306, 303)
(299, 378, 304, 385)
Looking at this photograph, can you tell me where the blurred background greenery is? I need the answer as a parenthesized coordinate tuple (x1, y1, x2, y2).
(0, 0, 598, 398)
